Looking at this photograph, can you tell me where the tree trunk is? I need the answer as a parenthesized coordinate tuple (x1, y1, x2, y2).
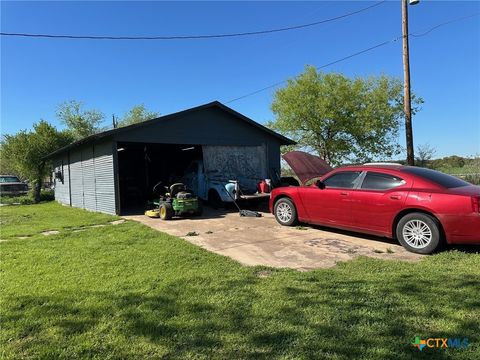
(33, 178, 42, 203)
(33, 162, 45, 203)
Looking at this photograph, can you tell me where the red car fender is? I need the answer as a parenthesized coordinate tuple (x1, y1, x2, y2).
(270, 187, 310, 222)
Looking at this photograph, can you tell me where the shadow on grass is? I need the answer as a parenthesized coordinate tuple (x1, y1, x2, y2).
(3, 271, 479, 359)
(448, 244, 480, 254)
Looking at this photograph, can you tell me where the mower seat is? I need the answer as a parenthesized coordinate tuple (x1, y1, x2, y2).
(170, 183, 187, 198)
(177, 191, 193, 199)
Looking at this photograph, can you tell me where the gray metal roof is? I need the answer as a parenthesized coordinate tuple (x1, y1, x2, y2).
(45, 101, 294, 159)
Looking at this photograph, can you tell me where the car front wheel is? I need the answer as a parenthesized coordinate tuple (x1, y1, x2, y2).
(396, 212, 442, 254)
(274, 198, 298, 226)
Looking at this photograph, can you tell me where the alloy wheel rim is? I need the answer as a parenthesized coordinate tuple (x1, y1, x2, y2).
(276, 203, 292, 223)
(402, 219, 432, 248)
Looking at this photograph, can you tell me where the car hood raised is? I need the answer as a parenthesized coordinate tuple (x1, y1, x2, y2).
(282, 151, 333, 185)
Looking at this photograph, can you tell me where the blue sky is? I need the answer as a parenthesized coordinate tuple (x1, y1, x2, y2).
(1, 1, 479, 158)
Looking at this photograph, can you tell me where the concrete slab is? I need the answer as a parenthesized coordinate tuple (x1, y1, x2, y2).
(124, 208, 423, 270)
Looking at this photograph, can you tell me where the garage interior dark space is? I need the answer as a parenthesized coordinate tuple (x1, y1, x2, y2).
(117, 141, 203, 214)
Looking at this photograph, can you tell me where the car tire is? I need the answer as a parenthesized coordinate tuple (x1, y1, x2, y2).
(274, 198, 298, 226)
(396, 212, 442, 254)
(159, 203, 174, 220)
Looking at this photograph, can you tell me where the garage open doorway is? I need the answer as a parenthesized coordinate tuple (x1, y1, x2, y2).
(117, 142, 203, 214)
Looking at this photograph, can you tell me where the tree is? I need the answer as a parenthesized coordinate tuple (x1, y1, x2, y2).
(0, 148, 19, 177)
(1, 121, 74, 202)
(268, 66, 423, 166)
(415, 143, 436, 167)
(56, 100, 104, 139)
(117, 104, 160, 127)
(431, 155, 466, 170)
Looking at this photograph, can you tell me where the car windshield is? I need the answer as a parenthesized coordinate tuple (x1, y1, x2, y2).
(402, 167, 470, 188)
(0, 176, 21, 183)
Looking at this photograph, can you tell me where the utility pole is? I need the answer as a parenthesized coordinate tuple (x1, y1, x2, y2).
(402, 0, 418, 166)
(112, 114, 117, 129)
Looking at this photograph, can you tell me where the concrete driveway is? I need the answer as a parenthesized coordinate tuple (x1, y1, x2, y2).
(124, 207, 423, 270)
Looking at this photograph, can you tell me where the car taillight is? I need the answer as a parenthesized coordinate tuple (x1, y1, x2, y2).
(472, 196, 480, 213)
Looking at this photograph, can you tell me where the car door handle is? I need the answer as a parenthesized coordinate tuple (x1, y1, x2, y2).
(340, 192, 349, 196)
(390, 195, 401, 200)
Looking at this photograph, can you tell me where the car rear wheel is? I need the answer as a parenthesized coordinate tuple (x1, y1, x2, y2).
(396, 212, 441, 254)
(274, 198, 298, 226)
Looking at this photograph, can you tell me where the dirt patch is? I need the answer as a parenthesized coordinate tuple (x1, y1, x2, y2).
(110, 220, 126, 225)
(41, 230, 60, 236)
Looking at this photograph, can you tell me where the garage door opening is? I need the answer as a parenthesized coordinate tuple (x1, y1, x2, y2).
(117, 142, 203, 214)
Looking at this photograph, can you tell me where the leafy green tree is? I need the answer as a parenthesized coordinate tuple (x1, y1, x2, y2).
(269, 66, 423, 166)
(56, 100, 104, 139)
(0, 148, 19, 176)
(117, 104, 160, 127)
(1, 121, 74, 202)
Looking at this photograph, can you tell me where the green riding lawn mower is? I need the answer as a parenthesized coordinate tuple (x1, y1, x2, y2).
(145, 182, 202, 220)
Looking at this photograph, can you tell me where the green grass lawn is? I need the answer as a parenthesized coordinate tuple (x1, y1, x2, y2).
(1, 203, 479, 359)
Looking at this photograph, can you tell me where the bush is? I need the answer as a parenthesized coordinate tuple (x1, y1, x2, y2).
(0, 189, 54, 205)
(462, 174, 480, 185)
(0, 195, 34, 205)
(39, 189, 55, 202)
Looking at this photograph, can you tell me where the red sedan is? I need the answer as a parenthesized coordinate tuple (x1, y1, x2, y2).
(270, 154, 480, 254)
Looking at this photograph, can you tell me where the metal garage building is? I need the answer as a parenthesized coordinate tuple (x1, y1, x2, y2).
(47, 101, 293, 215)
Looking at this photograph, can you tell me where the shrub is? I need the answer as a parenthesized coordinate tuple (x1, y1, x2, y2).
(39, 189, 55, 202)
(0, 195, 34, 205)
(0, 189, 54, 205)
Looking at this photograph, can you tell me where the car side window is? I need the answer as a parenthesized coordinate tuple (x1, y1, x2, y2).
(323, 171, 362, 189)
(361, 172, 405, 191)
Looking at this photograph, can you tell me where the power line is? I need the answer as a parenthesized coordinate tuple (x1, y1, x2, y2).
(0, 1, 385, 40)
(410, 13, 479, 38)
(225, 13, 479, 104)
(225, 40, 396, 104)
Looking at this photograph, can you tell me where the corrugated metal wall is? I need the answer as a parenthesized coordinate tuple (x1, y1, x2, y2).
(70, 150, 84, 209)
(53, 155, 70, 205)
(82, 146, 96, 211)
(94, 142, 116, 214)
(54, 140, 116, 214)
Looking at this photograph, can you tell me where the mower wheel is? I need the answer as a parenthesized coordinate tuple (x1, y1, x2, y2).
(159, 203, 174, 220)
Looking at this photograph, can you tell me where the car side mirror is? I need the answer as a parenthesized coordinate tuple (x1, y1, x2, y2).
(315, 180, 325, 189)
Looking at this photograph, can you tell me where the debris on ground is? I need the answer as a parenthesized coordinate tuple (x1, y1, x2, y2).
(185, 231, 199, 237)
